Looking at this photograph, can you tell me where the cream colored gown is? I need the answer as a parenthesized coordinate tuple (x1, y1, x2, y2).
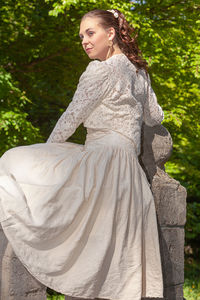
(0, 53, 164, 300)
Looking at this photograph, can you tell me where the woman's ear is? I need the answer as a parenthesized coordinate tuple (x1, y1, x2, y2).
(107, 27, 116, 41)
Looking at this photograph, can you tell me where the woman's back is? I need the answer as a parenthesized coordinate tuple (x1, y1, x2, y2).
(46, 53, 164, 155)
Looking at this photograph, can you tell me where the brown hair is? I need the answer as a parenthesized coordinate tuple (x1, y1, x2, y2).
(81, 9, 149, 74)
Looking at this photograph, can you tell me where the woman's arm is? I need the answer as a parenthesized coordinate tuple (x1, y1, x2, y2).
(143, 74, 164, 126)
(46, 61, 113, 143)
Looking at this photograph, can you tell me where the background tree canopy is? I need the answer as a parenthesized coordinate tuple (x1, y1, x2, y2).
(0, 0, 199, 256)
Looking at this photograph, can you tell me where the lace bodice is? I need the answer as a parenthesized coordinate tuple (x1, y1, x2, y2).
(47, 53, 164, 155)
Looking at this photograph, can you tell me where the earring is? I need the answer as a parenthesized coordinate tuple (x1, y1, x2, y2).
(108, 39, 113, 47)
(107, 39, 114, 59)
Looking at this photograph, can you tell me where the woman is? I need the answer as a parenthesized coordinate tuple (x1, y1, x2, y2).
(0, 8, 164, 300)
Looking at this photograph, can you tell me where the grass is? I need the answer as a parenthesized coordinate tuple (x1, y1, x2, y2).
(47, 291, 64, 300)
(184, 278, 200, 300)
(183, 258, 200, 300)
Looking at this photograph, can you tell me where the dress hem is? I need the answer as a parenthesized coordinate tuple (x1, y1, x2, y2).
(1, 226, 164, 300)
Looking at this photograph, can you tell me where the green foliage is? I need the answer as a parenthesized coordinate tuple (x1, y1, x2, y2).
(47, 288, 64, 299)
(47, 296, 64, 300)
(184, 280, 200, 300)
(0, 68, 42, 155)
(124, 0, 200, 199)
(185, 201, 200, 257)
(184, 259, 200, 300)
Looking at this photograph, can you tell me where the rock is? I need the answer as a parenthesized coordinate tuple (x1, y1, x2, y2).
(140, 124, 187, 300)
(0, 225, 46, 300)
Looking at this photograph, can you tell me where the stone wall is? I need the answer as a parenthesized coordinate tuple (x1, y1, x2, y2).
(0, 124, 187, 300)
(0, 226, 47, 300)
(140, 124, 187, 300)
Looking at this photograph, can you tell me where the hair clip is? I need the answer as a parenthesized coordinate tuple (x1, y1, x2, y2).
(107, 9, 119, 18)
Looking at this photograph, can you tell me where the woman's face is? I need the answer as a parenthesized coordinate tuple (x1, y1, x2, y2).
(79, 17, 114, 61)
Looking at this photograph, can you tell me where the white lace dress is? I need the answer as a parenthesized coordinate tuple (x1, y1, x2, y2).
(0, 53, 164, 300)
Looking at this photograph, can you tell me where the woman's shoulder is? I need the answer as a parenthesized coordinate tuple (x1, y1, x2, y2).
(80, 53, 149, 86)
(79, 58, 115, 84)
(84, 53, 127, 71)
(77, 59, 114, 90)
(85, 58, 114, 74)
(104, 53, 146, 79)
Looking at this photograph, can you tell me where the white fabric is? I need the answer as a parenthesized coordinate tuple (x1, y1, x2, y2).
(47, 53, 164, 156)
(0, 53, 164, 300)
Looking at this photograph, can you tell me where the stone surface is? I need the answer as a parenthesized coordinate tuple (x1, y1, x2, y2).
(0, 225, 9, 297)
(164, 284, 184, 300)
(140, 124, 187, 300)
(152, 168, 187, 226)
(140, 124, 173, 182)
(158, 227, 185, 287)
(0, 228, 46, 300)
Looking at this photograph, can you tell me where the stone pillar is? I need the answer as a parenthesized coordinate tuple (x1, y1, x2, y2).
(0, 225, 47, 300)
(140, 124, 187, 300)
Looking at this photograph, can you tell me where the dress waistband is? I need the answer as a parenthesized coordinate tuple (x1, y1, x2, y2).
(85, 128, 138, 156)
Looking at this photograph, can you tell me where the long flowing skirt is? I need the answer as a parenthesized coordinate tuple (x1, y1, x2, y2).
(0, 128, 163, 300)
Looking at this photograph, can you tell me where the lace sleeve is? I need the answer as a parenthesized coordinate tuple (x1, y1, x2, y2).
(143, 74, 164, 126)
(46, 60, 113, 143)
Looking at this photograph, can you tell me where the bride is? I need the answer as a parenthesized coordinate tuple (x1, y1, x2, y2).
(0, 8, 164, 300)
